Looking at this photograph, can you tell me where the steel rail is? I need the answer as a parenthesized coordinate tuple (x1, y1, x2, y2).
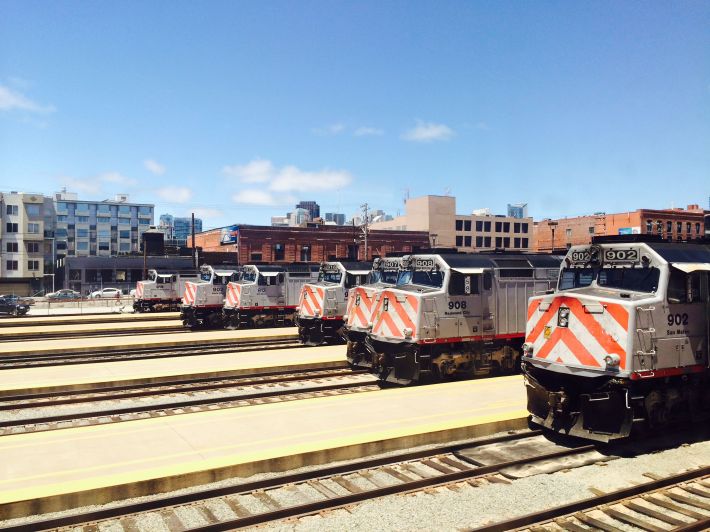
(0, 325, 187, 342)
(0, 377, 376, 431)
(470, 465, 710, 532)
(0, 366, 357, 407)
(0, 429, 545, 532)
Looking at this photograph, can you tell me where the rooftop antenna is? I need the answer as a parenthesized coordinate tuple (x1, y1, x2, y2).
(402, 188, 410, 205)
(444, 186, 451, 196)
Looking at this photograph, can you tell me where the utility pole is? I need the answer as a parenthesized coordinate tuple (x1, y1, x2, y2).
(360, 203, 369, 261)
(191, 212, 197, 269)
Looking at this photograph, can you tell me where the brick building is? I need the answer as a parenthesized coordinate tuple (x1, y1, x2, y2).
(193, 224, 430, 263)
(535, 205, 708, 252)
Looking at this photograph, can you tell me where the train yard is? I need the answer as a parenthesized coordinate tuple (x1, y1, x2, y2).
(1, 276, 709, 531)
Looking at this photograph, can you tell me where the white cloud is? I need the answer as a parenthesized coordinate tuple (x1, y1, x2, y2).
(402, 120, 454, 142)
(269, 165, 351, 192)
(190, 207, 223, 220)
(0, 84, 55, 113)
(99, 172, 138, 186)
(354, 126, 384, 137)
(312, 123, 346, 136)
(232, 189, 280, 206)
(156, 186, 193, 203)
(144, 159, 166, 175)
(222, 159, 274, 183)
(60, 177, 102, 195)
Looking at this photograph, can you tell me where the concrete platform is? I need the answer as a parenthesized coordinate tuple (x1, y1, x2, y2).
(0, 376, 527, 518)
(0, 344, 348, 396)
(0, 327, 299, 356)
(0, 319, 183, 339)
(0, 312, 180, 328)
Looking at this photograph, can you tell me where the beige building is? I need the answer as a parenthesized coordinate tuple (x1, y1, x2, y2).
(370, 195, 533, 251)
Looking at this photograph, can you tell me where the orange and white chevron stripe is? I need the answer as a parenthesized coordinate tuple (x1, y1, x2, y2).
(225, 283, 242, 308)
(135, 281, 144, 299)
(526, 296, 630, 370)
(346, 286, 377, 330)
(183, 281, 198, 306)
(371, 289, 419, 340)
(298, 284, 325, 318)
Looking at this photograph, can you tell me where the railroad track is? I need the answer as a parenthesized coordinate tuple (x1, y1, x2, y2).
(0, 430, 605, 531)
(0, 368, 376, 435)
(475, 466, 710, 531)
(0, 337, 301, 369)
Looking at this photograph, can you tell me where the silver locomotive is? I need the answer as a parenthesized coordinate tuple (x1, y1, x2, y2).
(295, 261, 372, 345)
(523, 237, 710, 441)
(133, 269, 200, 312)
(365, 252, 562, 385)
(222, 264, 319, 329)
(180, 264, 238, 329)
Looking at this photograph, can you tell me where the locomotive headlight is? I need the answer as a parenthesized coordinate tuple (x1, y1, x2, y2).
(367, 321, 373, 330)
(557, 307, 570, 328)
(604, 354, 621, 368)
(314, 309, 321, 317)
(403, 327, 413, 338)
(522, 343, 534, 356)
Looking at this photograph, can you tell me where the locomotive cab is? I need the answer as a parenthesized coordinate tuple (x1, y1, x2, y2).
(180, 264, 238, 329)
(296, 261, 371, 345)
(522, 239, 710, 441)
(134, 269, 199, 312)
(223, 264, 318, 329)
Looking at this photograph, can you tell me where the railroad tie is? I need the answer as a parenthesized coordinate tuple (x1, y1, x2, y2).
(643, 495, 706, 520)
(573, 512, 621, 532)
(621, 500, 686, 526)
(553, 519, 588, 532)
(683, 485, 710, 498)
(331, 476, 363, 494)
(601, 506, 666, 532)
(665, 491, 710, 511)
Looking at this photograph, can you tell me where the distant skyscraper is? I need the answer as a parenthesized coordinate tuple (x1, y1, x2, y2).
(325, 212, 346, 225)
(296, 201, 320, 220)
(173, 216, 202, 243)
(507, 203, 528, 219)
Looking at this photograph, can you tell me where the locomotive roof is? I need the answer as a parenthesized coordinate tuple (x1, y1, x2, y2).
(435, 253, 562, 269)
(151, 269, 199, 275)
(643, 242, 710, 263)
(328, 261, 373, 271)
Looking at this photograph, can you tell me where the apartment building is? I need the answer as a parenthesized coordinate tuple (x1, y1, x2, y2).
(53, 191, 154, 259)
(0, 191, 54, 294)
(369, 195, 533, 251)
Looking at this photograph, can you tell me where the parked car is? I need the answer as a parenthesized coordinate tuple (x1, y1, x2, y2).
(89, 287, 123, 299)
(0, 296, 29, 316)
(46, 289, 82, 300)
(0, 294, 35, 306)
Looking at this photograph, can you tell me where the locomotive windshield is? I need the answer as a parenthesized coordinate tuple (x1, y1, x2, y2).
(318, 271, 342, 284)
(368, 270, 399, 284)
(200, 271, 212, 282)
(559, 266, 659, 293)
(241, 270, 257, 282)
(345, 273, 367, 288)
(148, 271, 157, 281)
(396, 269, 444, 289)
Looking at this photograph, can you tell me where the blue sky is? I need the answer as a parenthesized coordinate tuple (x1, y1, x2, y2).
(1, 1, 708, 229)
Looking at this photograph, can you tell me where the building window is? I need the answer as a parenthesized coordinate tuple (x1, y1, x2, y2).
(250, 252, 263, 261)
(6, 222, 18, 233)
(464, 236, 471, 247)
(28, 223, 40, 234)
(646, 220, 653, 232)
(139, 218, 150, 225)
(28, 260, 39, 271)
(98, 204, 111, 214)
(77, 228, 89, 238)
(456, 235, 463, 247)
(484, 221, 491, 232)
(26, 242, 39, 253)
(565, 228, 572, 237)
(300, 245, 311, 261)
(56, 202, 69, 211)
(522, 238, 529, 248)
(503, 222, 510, 232)
(475, 221, 483, 231)
(6, 242, 18, 253)
(57, 215, 68, 222)
(696, 223, 701, 235)
(55, 228, 68, 238)
(119, 242, 130, 251)
(464, 220, 471, 231)
(6, 260, 18, 271)
(677, 222, 683, 234)
(687, 222, 692, 234)
(495, 221, 502, 232)
(476, 236, 483, 247)
(138, 206, 152, 215)
(118, 216, 131, 224)
(503, 237, 510, 247)
(26, 204, 40, 216)
(98, 216, 111, 224)
(521, 222, 528, 233)
(98, 241, 110, 251)
(77, 216, 90, 223)
(6, 205, 18, 215)
(77, 241, 89, 251)
(98, 229, 110, 238)
(514, 223, 520, 233)
(484, 236, 491, 247)
(119, 230, 130, 239)
(118, 205, 130, 214)
(495, 237, 502, 248)
(273, 243, 285, 261)
(666, 221, 672, 233)
(514, 237, 520, 248)
(588, 226, 595, 234)
(455, 220, 463, 231)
